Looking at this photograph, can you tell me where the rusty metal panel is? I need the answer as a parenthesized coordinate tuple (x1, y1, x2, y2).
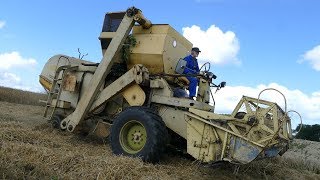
(93, 121, 111, 138)
(62, 73, 77, 92)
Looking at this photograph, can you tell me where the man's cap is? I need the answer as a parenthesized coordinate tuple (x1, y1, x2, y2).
(192, 47, 201, 52)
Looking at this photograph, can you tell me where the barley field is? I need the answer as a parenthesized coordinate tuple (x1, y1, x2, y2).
(0, 86, 319, 179)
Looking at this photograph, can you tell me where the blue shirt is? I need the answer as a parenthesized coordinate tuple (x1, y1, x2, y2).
(183, 55, 200, 74)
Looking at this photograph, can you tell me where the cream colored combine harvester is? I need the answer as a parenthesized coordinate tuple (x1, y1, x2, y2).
(39, 7, 295, 164)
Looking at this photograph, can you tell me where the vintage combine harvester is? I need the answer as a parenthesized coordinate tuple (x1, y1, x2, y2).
(39, 7, 294, 164)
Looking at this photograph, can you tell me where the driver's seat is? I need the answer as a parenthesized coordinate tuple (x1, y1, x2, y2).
(175, 58, 190, 86)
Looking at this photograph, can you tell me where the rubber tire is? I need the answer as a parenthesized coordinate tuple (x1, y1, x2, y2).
(51, 114, 65, 130)
(110, 106, 168, 163)
(51, 114, 62, 129)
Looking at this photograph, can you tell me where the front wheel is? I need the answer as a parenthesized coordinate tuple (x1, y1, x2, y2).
(51, 114, 64, 130)
(110, 106, 168, 163)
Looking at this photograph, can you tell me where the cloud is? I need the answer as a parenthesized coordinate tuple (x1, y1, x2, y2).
(182, 25, 240, 65)
(0, 20, 5, 29)
(212, 83, 320, 127)
(299, 45, 320, 71)
(0, 51, 37, 70)
(0, 72, 21, 85)
(0, 51, 41, 92)
(0, 71, 42, 92)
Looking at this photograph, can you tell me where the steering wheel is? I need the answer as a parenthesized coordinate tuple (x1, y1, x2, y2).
(200, 62, 211, 72)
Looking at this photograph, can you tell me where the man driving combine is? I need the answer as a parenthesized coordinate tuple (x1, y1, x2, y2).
(183, 47, 201, 99)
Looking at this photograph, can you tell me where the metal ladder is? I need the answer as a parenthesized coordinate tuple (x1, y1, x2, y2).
(43, 65, 72, 121)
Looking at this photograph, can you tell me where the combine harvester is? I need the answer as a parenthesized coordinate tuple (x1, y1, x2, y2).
(39, 7, 297, 164)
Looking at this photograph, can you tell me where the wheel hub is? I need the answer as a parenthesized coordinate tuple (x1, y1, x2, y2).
(120, 120, 147, 154)
(133, 132, 143, 143)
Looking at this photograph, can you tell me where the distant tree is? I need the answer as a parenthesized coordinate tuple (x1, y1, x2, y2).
(294, 124, 320, 142)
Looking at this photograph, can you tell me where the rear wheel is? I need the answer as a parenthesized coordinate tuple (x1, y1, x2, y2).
(110, 106, 168, 163)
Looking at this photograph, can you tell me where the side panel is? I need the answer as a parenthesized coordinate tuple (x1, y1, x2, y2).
(129, 25, 192, 75)
(158, 106, 187, 139)
(163, 32, 192, 75)
(186, 116, 223, 162)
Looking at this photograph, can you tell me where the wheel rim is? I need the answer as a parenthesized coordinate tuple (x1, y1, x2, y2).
(119, 120, 147, 154)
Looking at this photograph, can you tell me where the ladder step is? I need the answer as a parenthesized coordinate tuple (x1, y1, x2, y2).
(46, 103, 59, 107)
(42, 66, 71, 121)
(39, 100, 47, 104)
(49, 92, 59, 95)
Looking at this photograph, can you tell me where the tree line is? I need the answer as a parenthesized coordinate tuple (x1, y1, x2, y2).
(294, 124, 320, 142)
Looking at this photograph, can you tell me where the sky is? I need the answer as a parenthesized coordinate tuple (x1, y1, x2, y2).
(0, 0, 319, 127)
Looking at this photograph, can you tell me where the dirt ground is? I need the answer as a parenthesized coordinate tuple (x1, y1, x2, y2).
(0, 100, 320, 179)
